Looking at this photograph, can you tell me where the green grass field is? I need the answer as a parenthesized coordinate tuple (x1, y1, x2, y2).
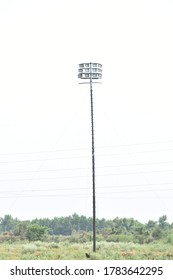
(0, 241, 173, 260)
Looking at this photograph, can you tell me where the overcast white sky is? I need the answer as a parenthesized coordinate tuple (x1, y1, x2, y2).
(0, 0, 173, 223)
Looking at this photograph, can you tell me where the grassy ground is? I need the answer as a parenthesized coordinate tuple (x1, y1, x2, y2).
(0, 241, 173, 260)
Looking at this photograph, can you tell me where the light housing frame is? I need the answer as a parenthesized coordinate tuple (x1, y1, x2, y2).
(78, 63, 102, 79)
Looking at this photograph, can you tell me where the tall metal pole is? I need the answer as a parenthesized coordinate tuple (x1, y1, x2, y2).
(78, 62, 102, 253)
(90, 62, 96, 252)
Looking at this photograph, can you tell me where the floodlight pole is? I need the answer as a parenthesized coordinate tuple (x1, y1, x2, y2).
(78, 62, 102, 253)
(89, 63, 96, 253)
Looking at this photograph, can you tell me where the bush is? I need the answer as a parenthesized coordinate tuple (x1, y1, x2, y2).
(106, 234, 133, 243)
(166, 233, 173, 245)
(0, 234, 19, 243)
(26, 224, 48, 241)
(152, 228, 163, 240)
(22, 244, 37, 254)
(49, 242, 60, 249)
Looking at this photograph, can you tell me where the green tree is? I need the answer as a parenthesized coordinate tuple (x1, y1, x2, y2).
(13, 221, 30, 239)
(26, 224, 48, 241)
(158, 215, 169, 230)
(0, 215, 16, 232)
(146, 220, 157, 229)
(152, 227, 162, 240)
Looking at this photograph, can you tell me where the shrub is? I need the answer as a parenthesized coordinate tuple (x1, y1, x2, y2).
(106, 234, 133, 243)
(26, 224, 48, 241)
(166, 233, 173, 245)
(22, 244, 37, 254)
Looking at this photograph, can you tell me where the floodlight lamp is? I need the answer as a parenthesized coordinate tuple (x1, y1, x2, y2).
(78, 63, 102, 79)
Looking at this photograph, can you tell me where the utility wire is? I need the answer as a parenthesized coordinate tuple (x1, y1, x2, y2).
(1, 188, 173, 199)
(0, 187, 173, 195)
(0, 182, 173, 194)
(0, 139, 173, 156)
(0, 148, 173, 164)
(0, 169, 173, 182)
(0, 160, 173, 174)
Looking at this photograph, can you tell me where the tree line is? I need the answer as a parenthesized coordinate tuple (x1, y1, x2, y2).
(0, 213, 172, 243)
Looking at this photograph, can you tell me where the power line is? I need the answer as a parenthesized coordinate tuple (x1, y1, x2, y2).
(96, 140, 173, 148)
(0, 182, 173, 194)
(0, 160, 173, 174)
(1, 187, 173, 199)
(0, 155, 89, 164)
(0, 166, 90, 174)
(96, 148, 173, 157)
(0, 139, 173, 156)
(0, 169, 173, 182)
(0, 148, 173, 164)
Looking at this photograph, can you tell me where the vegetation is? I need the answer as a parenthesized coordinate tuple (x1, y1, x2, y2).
(0, 214, 173, 259)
